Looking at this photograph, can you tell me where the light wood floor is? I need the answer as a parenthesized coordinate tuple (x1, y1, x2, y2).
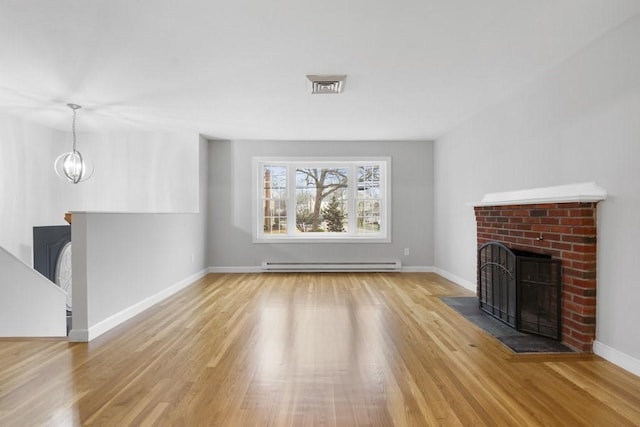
(1, 273, 640, 426)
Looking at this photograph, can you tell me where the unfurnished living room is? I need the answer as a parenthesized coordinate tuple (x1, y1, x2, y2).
(2, 1, 640, 425)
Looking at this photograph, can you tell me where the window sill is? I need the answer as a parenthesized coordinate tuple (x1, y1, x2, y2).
(253, 235, 391, 244)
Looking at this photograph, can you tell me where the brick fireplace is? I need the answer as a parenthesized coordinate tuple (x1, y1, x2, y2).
(472, 183, 607, 352)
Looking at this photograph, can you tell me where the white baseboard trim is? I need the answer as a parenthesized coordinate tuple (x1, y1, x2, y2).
(432, 267, 476, 292)
(400, 266, 434, 273)
(208, 266, 262, 273)
(78, 268, 208, 342)
(593, 340, 640, 378)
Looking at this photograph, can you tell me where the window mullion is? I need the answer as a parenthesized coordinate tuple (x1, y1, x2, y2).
(348, 165, 356, 235)
(381, 163, 386, 236)
(258, 162, 265, 239)
(287, 165, 296, 235)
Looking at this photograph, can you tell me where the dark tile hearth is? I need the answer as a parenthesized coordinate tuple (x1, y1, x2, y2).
(441, 296, 574, 354)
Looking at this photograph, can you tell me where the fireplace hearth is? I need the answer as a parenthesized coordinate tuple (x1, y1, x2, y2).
(478, 242, 561, 340)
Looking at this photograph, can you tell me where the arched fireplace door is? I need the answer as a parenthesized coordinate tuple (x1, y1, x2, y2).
(477, 241, 561, 340)
(33, 225, 72, 314)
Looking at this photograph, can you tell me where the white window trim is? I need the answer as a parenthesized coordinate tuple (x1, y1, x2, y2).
(252, 157, 391, 243)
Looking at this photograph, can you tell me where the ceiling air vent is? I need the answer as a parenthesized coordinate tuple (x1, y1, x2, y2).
(307, 75, 347, 94)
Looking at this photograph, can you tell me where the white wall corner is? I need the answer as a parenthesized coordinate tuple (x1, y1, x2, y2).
(432, 268, 476, 292)
(593, 340, 640, 378)
(82, 268, 208, 342)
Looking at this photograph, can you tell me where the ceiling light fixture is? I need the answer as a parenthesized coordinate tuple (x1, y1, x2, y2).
(307, 75, 347, 94)
(54, 103, 93, 184)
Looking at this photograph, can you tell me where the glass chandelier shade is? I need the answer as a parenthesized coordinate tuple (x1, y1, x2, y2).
(54, 103, 93, 184)
(55, 150, 87, 183)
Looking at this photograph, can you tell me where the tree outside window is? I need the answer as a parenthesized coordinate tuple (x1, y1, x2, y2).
(295, 168, 348, 232)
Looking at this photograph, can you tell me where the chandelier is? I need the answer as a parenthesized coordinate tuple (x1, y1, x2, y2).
(54, 103, 92, 183)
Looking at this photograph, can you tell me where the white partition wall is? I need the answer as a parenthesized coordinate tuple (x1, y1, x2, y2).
(69, 211, 207, 341)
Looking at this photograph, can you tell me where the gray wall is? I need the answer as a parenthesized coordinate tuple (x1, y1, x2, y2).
(434, 15, 640, 367)
(207, 140, 434, 269)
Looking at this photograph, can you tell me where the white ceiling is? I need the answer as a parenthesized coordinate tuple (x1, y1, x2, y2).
(1, 0, 639, 140)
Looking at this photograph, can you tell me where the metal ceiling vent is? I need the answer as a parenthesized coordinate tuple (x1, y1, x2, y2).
(307, 75, 347, 94)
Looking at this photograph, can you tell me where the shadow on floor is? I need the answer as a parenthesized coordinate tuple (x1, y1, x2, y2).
(440, 296, 574, 353)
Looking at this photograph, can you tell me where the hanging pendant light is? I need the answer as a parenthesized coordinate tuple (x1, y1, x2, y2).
(54, 103, 93, 184)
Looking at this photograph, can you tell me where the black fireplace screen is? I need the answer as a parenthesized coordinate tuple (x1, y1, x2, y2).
(477, 242, 561, 340)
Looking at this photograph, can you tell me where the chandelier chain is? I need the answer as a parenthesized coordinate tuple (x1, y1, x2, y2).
(71, 107, 77, 152)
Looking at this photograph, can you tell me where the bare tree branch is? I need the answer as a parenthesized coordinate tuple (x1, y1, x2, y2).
(296, 168, 348, 231)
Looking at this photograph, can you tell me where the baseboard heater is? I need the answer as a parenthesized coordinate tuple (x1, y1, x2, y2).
(261, 261, 401, 272)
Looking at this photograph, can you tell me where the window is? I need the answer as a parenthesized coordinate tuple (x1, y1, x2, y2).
(254, 157, 390, 242)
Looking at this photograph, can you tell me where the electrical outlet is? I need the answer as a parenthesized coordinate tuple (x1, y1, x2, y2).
(404, 248, 410, 256)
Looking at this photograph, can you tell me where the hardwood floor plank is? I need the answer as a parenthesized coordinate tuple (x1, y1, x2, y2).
(1, 272, 640, 426)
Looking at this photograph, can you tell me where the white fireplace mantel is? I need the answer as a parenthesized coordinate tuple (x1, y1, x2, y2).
(471, 182, 607, 207)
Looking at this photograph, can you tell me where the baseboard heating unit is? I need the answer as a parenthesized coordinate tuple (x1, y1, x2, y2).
(261, 261, 402, 272)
